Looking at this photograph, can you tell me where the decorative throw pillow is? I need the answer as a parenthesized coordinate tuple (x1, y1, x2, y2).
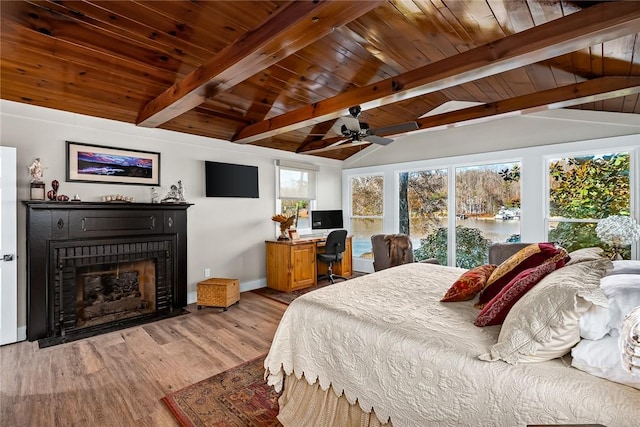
(478, 243, 568, 305)
(565, 247, 605, 266)
(475, 261, 557, 326)
(479, 258, 612, 365)
(441, 264, 497, 302)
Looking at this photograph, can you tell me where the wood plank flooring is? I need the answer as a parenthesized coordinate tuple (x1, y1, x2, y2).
(0, 292, 287, 426)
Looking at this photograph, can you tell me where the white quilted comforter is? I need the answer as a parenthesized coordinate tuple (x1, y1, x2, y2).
(265, 263, 640, 427)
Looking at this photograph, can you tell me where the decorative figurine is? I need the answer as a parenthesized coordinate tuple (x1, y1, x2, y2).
(28, 158, 46, 200)
(161, 181, 187, 203)
(28, 158, 45, 182)
(161, 184, 180, 203)
(151, 187, 160, 203)
(272, 214, 296, 241)
(177, 180, 186, 202)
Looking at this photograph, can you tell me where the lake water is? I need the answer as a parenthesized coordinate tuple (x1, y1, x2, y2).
(352, 218, 521, 257)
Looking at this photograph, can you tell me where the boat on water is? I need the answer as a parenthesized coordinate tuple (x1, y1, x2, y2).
(494, 207, 520, 220)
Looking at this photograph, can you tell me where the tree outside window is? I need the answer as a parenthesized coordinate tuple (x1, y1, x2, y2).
(548, 153, 630, 256)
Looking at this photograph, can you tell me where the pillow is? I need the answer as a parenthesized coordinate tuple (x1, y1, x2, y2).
(441, 264, 496, 302)
(607, 260, 640, 275)
(571, 335, 640, 390)
(565, 247, 605, 266)
(474, 261, 556, 326)
(479, 258, 611, 365)
(478, 243, 568, 305)
(580, 274, 640, 340)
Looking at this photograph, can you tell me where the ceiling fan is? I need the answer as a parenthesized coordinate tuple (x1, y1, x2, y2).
(300, 106, 419, 154)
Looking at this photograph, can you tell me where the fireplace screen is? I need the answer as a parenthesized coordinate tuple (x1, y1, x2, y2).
(76, 259, 156, 328)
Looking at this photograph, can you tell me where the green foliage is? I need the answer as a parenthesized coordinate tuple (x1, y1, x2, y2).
(352, 176, 383, 216)
(549, 153, 630, 255)
(414, 226, 491, 268)
(549, 154, 630, 219)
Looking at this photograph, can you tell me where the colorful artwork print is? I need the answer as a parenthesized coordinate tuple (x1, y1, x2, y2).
(77, 151, 153, 178)
(66, 141, 160, 186)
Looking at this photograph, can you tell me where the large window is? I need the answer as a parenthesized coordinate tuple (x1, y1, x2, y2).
(454, 162, 520, 268)
(276, 160, 318, 233)
(548, 152, 631, 256)
(350, 175, 383, 258)
(399, 169, 448, 265)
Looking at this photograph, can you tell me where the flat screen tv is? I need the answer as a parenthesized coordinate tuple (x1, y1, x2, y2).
(311, 210, 344, 230)
(205, 161, 259, 198)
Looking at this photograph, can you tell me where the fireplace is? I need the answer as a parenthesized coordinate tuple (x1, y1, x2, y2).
(76, 259, 157, 327)
(24, 202, 191, 347)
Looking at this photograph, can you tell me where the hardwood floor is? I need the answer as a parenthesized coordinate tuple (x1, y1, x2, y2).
(0, 292, 287, 426)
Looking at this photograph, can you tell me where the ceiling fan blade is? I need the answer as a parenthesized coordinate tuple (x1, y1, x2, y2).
(339, 116, 361, 132)
(371, 121, 419, 136)
(364, 135, 394, 145)
(299, 139, 370, 155)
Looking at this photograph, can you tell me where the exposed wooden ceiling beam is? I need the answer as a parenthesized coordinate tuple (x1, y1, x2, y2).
(298, 76, 640, 154)
(136, 0, 385, 127)
(233, 1, 640, 144)
(413, 76, 640, 131)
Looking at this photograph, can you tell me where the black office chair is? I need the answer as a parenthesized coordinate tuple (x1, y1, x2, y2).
(317, 229, 348, 284)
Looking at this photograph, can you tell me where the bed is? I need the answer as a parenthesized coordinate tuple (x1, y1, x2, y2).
(264, 258, 640, 427)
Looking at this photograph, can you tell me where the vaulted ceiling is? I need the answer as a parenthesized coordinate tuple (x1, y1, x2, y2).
(2, 1, 639, 161)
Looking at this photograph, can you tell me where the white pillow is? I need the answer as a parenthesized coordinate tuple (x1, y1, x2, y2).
(479, 259, 610, 364)
(580, 274, 640, 340)
(607, 260, 640, 276)
(571, 335, 640, 390)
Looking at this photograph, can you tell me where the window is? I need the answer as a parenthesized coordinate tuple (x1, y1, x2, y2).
(276, 160, 318, 233)
(548, 152, 631, 255)
(454, 162, 520, 268)
(399, 169, 448, 265)
(350, 175, 383, 258)
(401, 163, 521, 268)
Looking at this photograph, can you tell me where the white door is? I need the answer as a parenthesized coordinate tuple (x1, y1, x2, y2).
(0, 146, 18, 345)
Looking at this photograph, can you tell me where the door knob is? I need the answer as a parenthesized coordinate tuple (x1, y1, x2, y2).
(2, 254, 15, 262)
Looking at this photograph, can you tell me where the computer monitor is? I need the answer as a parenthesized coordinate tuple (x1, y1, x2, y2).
(311, 210, 344, 230)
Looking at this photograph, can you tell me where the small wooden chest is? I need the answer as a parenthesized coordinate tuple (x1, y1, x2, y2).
(196, 278, 240, 311)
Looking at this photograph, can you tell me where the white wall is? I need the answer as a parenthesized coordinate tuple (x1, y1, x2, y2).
(0, 100, 343, 332)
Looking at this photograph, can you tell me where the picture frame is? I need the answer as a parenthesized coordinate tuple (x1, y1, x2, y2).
(66, 141, 160, 186)
(288, 229, 300, 241)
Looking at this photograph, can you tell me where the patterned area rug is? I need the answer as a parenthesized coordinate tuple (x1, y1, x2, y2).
(162, 354, 281, 427)
(252, 272, 365, 305)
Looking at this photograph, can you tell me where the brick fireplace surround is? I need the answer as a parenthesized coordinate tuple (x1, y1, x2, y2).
(24, 202, 191, 347)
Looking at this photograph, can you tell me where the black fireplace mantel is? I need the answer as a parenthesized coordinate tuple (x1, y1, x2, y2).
(24, 201, 192, 343)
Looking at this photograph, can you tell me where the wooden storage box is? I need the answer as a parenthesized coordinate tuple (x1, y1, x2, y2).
(197, 278, 240, 311)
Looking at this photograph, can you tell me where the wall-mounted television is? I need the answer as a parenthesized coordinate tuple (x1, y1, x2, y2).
(311, 210, 344, 230)
(205, 161, 259, 198)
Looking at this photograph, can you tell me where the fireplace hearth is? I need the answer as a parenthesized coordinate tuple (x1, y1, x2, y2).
(25, 202, 191, 347)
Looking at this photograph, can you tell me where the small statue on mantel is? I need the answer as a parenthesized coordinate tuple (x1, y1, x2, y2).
(177, 180, 186, 202)
(161, 181, 187, 203)
(28, 158, 46, 183)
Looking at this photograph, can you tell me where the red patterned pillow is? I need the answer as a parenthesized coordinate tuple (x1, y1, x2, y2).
(441, 264, 497, 302)
(478, 243, 568, 305)
(474, 261, 557, 326)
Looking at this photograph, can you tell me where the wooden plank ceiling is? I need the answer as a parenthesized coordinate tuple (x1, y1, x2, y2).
(2, 0, 639, 161)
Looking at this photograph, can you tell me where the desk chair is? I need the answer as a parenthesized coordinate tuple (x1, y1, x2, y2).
(317, 229, 348, 284)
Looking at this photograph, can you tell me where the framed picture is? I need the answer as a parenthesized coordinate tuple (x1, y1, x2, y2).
(288, 229, 300, 241)
(66, 141, 160, 186)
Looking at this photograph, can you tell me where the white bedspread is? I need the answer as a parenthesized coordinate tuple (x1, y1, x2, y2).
(265, 263, 640, 427)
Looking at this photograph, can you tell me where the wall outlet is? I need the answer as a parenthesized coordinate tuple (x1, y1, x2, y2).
(204, 268, 211, 278)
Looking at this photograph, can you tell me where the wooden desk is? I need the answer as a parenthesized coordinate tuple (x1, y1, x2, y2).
(265, 236, 352, 292)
